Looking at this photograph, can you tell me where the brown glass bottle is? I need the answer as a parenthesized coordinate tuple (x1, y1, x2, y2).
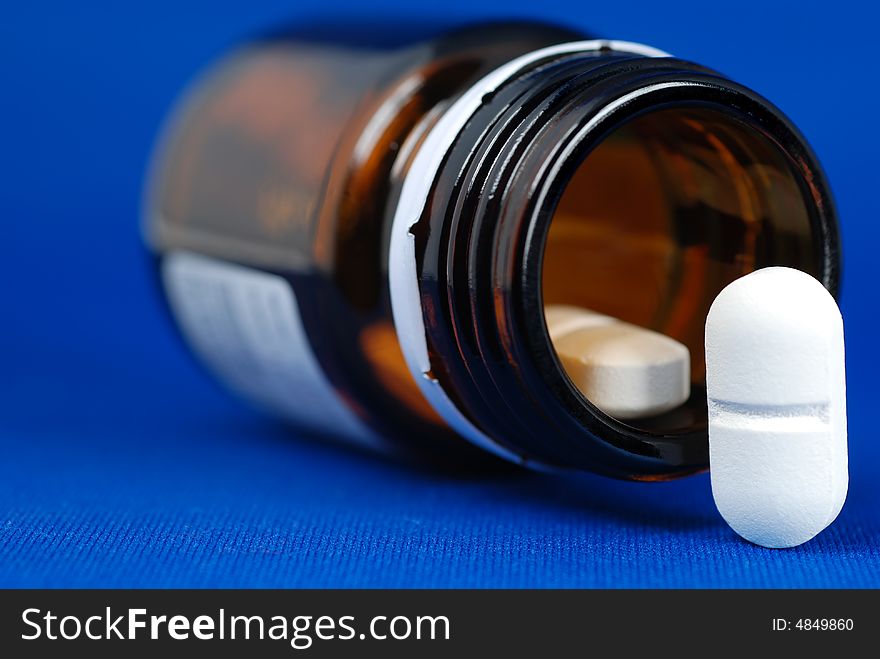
(144, 21, 840, 479)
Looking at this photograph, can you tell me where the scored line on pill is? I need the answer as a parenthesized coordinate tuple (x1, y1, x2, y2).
(708, 399, 831, 422)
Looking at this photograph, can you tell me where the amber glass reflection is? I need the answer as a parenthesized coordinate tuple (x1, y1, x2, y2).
(147, 24, 579, 449)
(543, 107, 818, 433)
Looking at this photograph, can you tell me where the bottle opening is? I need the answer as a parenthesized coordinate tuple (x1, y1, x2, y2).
(542, 106, 822, 435)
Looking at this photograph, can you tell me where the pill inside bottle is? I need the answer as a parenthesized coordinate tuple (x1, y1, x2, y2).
(540, 107, 826, 445)
(545, 305, 690, 419)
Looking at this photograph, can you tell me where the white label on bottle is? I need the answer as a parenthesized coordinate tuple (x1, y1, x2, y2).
(161, 251, 382, 448)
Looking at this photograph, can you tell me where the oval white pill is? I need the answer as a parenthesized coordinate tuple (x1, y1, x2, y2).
(546, 304, 690, 419)
(706, 267, 848, 548)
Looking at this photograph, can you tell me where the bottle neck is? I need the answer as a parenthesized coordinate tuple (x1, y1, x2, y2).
(390, 42, 839, 477)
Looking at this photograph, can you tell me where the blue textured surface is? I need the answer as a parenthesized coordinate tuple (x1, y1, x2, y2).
(1, 1, 879, 588)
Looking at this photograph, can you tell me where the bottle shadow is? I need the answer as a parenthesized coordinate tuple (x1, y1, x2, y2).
(160, 410, 880, 562)
(213, 415, 721, 533)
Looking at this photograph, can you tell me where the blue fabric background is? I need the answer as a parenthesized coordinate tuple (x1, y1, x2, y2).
(2, 1, 878, 588)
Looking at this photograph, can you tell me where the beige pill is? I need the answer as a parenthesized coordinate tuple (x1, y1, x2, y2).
(546, 304, 690, 419)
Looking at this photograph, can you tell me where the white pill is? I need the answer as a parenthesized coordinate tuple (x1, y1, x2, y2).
(706, 267, 848, 548)
(546, 304, 690, 419)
